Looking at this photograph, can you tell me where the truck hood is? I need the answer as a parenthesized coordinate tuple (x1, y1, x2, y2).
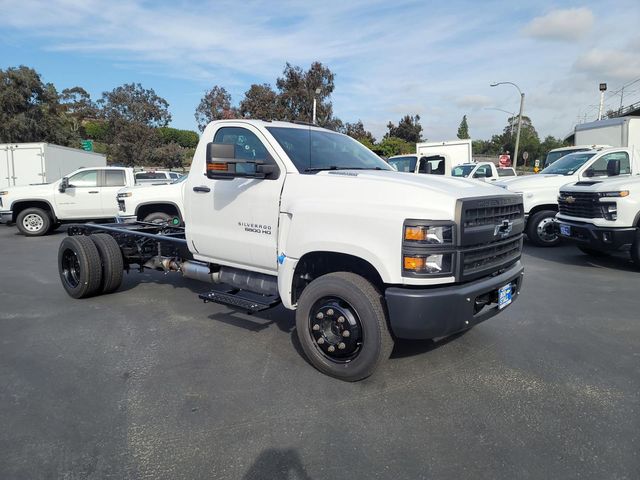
(2, 182, 57, 200)
(561, 175, 640, 193)
(496, 174, 575, 192)
(282, 169, 515, 222)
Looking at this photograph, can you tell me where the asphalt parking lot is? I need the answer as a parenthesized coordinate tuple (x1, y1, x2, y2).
(0, 226, 638, 480)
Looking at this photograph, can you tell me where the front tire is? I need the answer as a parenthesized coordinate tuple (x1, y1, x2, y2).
(16, 208, 51, 237)
(58, 236, 103, 298)
(527, 210, 560, 247)
(295, 272, 394, 382)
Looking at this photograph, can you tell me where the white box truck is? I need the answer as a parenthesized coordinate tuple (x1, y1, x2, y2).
(387, 139, 472, 175)
(574, 117, 640, 156)
(0, 143, 106, 188)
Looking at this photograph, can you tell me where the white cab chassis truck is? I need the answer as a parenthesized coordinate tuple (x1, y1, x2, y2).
(387, 139, 472, 176)
(556, 171, 640, 266)
(496, 147, 638, 247)
(0, 167, 136, 236)
(56, 120, 525, 381)
(1, 143, 106, 187)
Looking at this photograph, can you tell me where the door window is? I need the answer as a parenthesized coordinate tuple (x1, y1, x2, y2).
(68, 170, 98, 187)
(213, 127, 269, 174)
(474, 164, 493, 178)
(585, 152, 630, 177)
(104, 170, 126, 187)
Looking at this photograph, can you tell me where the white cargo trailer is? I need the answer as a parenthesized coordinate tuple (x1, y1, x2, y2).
(574, 117, 640, 159)
(0, 143, 106, 187)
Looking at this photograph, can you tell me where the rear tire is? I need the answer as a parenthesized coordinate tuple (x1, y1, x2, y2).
(142, 212, 173, 224)
(16, 208, 51, 237)
(295, 272, 394, 382)
(90, 233, 124, 294)
(577, 246, 608, 257)
(58, 236, 103, 298)
(527, 210, 560, 247)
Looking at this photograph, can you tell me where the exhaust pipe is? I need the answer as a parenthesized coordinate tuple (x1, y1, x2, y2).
(177, 260, 278, 296)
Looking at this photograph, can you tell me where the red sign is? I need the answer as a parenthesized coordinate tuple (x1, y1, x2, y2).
(499, 154, 511, 167)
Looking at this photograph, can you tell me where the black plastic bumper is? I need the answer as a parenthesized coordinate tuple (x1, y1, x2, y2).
(0, 211, 12, 224)
(556, 219, 636, 251)
(385, 261, 524, 340)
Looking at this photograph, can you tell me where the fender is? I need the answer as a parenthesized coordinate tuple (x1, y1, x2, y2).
(10, 198, 58, 222)
(135, 201, 184, 218)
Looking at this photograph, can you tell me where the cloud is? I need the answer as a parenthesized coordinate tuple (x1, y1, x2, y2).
(523, 8, 594, 41)
(574, 48, 640, 81)
(455, 95, 492, 110)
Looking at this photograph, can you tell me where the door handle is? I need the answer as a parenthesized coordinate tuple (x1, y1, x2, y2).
(193, 186, 211, 193)
(89, 191, 99, 194)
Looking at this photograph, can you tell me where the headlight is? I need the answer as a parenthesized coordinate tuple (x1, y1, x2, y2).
(404, 224, 453, 244)
(0, 191, 8, 196)
(598, 191, 629, 197)
(403, 253, 453, 274)
(117, 192, 133, 198)
(600, 202, 617, 220)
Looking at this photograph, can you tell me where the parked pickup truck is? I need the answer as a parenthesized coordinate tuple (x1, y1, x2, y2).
(117, 176, 186, 224)
(496, 147, 637, 247)
(0, 167, 136, 236)
(556, 169, 640, 267)
(56, 120, 525, 381)
(135, 170, 183, 184)
(451, 162, 517, 182)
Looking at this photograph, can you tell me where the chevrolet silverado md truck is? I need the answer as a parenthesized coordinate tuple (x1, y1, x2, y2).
(56, 120, 525, 381)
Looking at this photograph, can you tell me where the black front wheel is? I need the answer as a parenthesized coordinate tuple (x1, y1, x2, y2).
(527, 210, 560, 247)
(295, 272, 394, 382)
(58, 236, 103, 299)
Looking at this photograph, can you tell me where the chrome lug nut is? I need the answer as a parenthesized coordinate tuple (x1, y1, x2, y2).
(312, 324, 320, 331)
(338, 342, 346, 350)
(317, 337, 325, 345)
(342, 330, 350, 338)
(327, 308, 334, 316)
(327, 345, 335, 353)
(316, 312, 324, 320)
(337, 316, 345, 323)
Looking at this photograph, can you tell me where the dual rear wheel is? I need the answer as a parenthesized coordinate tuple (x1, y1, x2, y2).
(58, 234, 124, 298)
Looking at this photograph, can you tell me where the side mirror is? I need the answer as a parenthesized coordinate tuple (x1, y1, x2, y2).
(425, 162, 433, 174)
(205, 142, 277, 180)
(606, 159, 620, 177)
(59, 177, 69, 192)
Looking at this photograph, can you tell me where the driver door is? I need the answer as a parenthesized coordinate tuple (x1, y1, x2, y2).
(186, 125, 285, 274)
(54, 169, 102, 218)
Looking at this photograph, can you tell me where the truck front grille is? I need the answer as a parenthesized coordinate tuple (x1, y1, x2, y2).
(461, 235, 522, 280)
(463, 202, 523, 228)
(558, 192, 602, 218)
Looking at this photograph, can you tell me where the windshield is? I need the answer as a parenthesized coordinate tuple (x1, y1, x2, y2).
(387, 156, 417, 172)
(451, 165, 476, 177)
(266, 127, 392, 173)
(545, 148, 587, 167)
(540, 152, 595, 175)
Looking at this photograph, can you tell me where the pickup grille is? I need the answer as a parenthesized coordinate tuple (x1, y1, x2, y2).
(558, 192, 602, 219)
(461, 235, 522, 280)
(463, 202, 523, 228)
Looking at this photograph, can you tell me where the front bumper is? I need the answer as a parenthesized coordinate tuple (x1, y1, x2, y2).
(555, 219, 636, 251)
(0, 210, 13, 224)
(385, 261, 524, 339)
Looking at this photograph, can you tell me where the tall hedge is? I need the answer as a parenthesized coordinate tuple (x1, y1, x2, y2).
(157, 127, 199, 148)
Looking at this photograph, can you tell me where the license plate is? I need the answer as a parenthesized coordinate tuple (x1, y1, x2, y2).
(560, 224, 571, 236)
(498, 283, 512, 310)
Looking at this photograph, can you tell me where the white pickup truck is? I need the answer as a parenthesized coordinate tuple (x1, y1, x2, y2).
(496, 147, 637, 246)
(451, 162, 516, 182)
(0, 167, 136, 236)
(556, 171, 640, 266)
(117, 176, 186, 224)
(56, 120, 525, 381)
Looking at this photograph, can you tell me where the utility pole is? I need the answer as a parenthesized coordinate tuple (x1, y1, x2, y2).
(490, 82, 525, 170)
(312, 88, 321, 124)
(598, 83, 607, 120)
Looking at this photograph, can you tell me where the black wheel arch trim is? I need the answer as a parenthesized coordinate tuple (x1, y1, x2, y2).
(11, 199, 58, 222)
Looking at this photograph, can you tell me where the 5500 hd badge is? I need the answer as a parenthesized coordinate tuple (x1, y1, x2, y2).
(238, 222, 272, 235)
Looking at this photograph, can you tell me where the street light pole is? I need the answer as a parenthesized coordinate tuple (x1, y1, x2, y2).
(312, 88, 321, 124)
(484, 107, 516, 138)
(490, 82, 525, 170)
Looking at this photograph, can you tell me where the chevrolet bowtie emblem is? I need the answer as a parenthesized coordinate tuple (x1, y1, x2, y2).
(494, 219, 513, 237)
(565, 196, 576, 204)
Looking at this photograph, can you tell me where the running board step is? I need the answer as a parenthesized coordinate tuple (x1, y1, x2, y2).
(199, 286, 280, 313)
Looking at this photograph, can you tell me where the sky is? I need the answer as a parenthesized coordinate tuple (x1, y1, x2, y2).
(1, 0, 639, 142)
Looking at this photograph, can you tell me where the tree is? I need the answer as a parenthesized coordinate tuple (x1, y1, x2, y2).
(539, 135, 567, 158)
(152, 142, 186, 169)
(500, 116, 540, 165)
(98, 83, 171, 127)
(60, 87, 98, 122)
(371, 136, 414, 158)
(342, 120, 376, 144)
(0, 66, 79, 146)
(106, 120, 162, 166)
(239, 83, 281, 120)
(386, 115, 423, 143)
(275, 62, 339, 128)
(457, 115, 470, 139)
(194, 86, 237, 132)
(157, 127, 199, 148)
